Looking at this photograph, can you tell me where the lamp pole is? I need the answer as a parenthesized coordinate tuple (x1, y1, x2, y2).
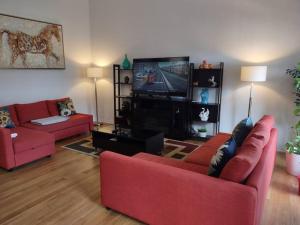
(87, 67, 103, 127)
(247, 82, 253, 118)
(94, 77, 99, 125)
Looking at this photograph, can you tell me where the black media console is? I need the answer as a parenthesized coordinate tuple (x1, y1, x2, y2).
(131, 96, 189, 140)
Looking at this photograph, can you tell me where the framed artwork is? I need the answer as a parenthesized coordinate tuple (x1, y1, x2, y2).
(0, 14, 65, 69)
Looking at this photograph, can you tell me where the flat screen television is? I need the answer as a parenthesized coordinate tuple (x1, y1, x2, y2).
(133, 56, 190, 97)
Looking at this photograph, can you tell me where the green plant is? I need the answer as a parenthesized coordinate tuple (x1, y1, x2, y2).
(198, 127, 207, 133)
(286, 65, 300, 154)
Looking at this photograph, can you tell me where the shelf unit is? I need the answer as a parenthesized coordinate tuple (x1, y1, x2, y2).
(113, 62, 224, 141)
(113, 64, 133, 131)
(189, 62, 224, 141)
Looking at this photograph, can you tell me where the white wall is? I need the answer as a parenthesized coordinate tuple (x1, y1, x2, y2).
(0, 0, 95, 116)
(90, 0, 300, 149)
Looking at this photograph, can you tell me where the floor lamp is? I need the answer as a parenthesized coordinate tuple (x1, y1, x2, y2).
(87, 67, 103, 126)
(241, 66, 267, 117)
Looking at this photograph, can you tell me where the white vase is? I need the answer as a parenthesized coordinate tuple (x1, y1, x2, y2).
(199, 132, 207, 138)
(286, 152, 300, 176)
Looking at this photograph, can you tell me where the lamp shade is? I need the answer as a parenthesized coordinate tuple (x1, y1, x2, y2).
(241, 66, 267, 82)
(87, 67, 103, 78)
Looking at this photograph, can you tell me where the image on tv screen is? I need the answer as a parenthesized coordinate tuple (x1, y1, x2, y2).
(133, 57, 189, 96)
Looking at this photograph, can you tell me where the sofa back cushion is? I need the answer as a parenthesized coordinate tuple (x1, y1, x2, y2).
(220, 115, 275, 183)
(247, 115, 274, 146)
(46, 97, 69, 116)
(220, 136, 264, 183)
(16, 101, 50, 124)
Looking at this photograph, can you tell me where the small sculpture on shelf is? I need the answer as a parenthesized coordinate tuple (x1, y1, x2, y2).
(124, 76, 130, 84)
(200, 88, 209, 104)
(193, 81, 199, 86)
(199, 60, 213, 69)
(120, 101, 130, 116)
(199, 108, 209, 122)
(208, 76, 217, 87)
(122, 54, 131, 70)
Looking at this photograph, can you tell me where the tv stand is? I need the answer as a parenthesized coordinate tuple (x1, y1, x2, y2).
(132, 96, 189, 140)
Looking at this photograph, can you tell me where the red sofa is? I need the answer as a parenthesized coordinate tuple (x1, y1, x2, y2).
(0, 98, 93, 170)
(100, 115, 277, 225)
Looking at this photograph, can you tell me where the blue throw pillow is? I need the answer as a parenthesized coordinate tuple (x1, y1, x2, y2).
(232, 117, 253, 146)
(208, 138, 237, 177)
(0, 107, 15, 128)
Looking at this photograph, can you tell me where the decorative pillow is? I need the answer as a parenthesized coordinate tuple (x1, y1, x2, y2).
(208, 138, 237, 177)
(57, 99, 76, 116)
(0, 107, 16, 128)
(232, 117, 253, 146)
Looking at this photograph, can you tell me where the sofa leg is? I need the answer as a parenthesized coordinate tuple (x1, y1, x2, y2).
(105, 207, 111, 210)
(47, 155, 52, 158)
(7, 168, 14, 172)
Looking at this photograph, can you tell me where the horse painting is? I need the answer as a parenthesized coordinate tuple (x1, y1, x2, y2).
(0, 14, 65, 68)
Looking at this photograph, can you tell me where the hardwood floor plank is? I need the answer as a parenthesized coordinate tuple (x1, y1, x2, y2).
(0, 132, 299, 225)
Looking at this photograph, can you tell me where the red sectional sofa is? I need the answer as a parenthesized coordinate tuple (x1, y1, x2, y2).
(0, 98, 93, 170)
(100, 115, 277, 225)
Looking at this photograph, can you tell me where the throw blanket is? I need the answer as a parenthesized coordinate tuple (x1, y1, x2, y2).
(31, 116, 69, 125)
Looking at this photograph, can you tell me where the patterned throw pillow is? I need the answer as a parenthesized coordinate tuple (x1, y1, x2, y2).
(208, 138, 237, 177)
(232, 117, 253, 146)
(57, 99, 76, 116)
(0, 107, 16, 128)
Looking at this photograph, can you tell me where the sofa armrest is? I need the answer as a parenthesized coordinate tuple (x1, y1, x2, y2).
(76, 113, 94, 131)
(0, 128, 15, 169)
(100, 151, 257, 225)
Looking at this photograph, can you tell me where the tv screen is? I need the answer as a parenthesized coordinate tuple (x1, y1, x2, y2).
(133, 56, 190, 96)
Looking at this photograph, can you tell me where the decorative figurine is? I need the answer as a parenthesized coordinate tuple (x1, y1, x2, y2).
(122, 54, 131, 70)
(124, 76, 130, 84)
(199, 60, 213, 69)
(208, 76, 217, 87)
(199, 108, 210, 122)
(200, 88, 209, 104)
(193, 81, 199, 86)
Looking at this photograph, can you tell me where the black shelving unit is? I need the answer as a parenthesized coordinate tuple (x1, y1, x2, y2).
(189, 62, 224, 141)
(113, 64, 133, 131)
(113, 62, 224, 141)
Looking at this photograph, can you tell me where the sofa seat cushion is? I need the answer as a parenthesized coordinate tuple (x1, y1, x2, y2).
(16, 101, 50, 124)
(134, 152, 208, 174)
(21, 113, 92, 133)
(46, 97, 69, 116)
(11, 127, 54, 153)
(184, 132, 231, 167)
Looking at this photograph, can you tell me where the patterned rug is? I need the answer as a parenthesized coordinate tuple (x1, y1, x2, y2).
(62, 137, 200, 160)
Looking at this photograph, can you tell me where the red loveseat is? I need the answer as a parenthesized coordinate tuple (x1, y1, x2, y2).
(0, 98, 93, 170)
(100, 115, 277, 225)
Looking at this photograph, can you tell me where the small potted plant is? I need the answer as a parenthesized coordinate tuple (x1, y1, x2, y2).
(286, 63, 300, 176)
(198, 127, 207, 138)
(286, 136, 300, 176)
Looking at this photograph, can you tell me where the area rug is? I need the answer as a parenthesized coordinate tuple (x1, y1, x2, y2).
(62, 137, 200, 160)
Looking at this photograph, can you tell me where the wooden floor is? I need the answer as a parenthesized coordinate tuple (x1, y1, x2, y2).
(0, 133, 299, 225)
